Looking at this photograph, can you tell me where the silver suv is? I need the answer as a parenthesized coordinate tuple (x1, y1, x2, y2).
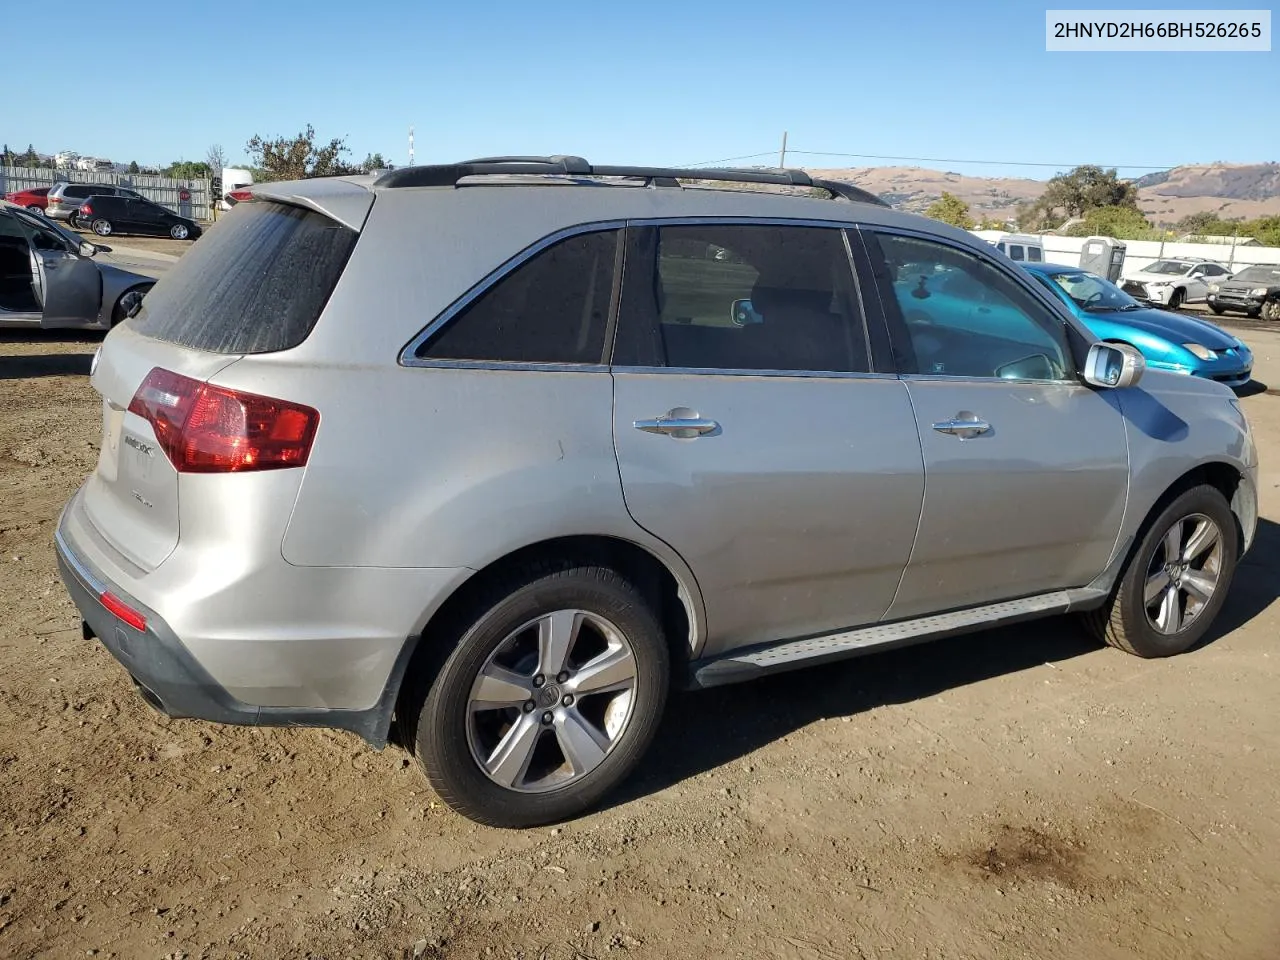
(54, 156, 1258, 827)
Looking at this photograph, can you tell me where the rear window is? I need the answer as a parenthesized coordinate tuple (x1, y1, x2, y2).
(129, 201, 358, 354)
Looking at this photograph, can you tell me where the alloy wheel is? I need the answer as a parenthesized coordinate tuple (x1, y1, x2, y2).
(1143, 512, 1223, 635)
(466, 609, 638, 793)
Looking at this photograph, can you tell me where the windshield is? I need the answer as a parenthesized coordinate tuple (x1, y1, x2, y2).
(1232, 266, 1280, 284)
(1144, 260, 1193, 275)
(1049, 270, 1141, 312)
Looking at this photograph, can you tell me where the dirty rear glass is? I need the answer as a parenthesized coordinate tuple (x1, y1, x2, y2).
(128, 200, 358, 354)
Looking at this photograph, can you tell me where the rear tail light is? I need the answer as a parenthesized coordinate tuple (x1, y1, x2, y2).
(127, 368, 319, 473)
(79, 203, 93, 215)
(226, 189, 254, 203)
(3, 193, 15, 202)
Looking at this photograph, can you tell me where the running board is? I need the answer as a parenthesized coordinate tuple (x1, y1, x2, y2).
(688, 588, 1106, 689)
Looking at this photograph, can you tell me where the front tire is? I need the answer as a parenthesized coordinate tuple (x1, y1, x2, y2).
(1083, 485, 1238, 658)
(1167, 288, 1185, 310)
(1209, 304, 1225, 316)
(26, 204, 44, 215)
(169, 223, 189, 240)
(410, 563, 670, 827)
(91, 219, 113, 237)
(111, 286, 151, 327)
(1262, 300, 1280, 322)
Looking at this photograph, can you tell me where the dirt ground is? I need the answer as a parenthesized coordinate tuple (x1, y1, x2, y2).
(2, 325, 1279, 960)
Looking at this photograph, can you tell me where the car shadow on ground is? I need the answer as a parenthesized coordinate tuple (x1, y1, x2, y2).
(0, 351, 95, 380)
(0, 330, 101, 380)
(613, 516, 1280, 809)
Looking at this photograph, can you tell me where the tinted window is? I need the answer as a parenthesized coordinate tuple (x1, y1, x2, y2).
(1027, 246, 1043, 262)
(1008, 244, 1025, 260)
(417, 230, 618, 364)
(615, 224, 867, 373)
(869, 232, 1070, 381)
(129, 201, 357, 354)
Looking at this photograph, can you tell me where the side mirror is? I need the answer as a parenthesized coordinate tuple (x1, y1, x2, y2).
(730, 298, 763, 326)
(78, 241, 99, 258)
(1083, 341, 1144, 389)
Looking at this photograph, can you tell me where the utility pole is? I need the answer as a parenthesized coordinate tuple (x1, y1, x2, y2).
(778, 131, 788, 169)
(409, 126, 415, 167)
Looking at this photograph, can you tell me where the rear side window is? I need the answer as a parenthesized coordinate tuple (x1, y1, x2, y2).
(415, 229, 619, 364)
(1028, 246, 1043, 262)
(1008, 244, 1025, 260)
(129, 201, 357, 354)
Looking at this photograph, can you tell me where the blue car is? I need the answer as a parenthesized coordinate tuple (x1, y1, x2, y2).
(1020, 262, 1253, 388)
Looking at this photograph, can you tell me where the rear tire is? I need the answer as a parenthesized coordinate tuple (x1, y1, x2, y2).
(169, 223, 189, 240)
(26, 204, 43, 215)
(91, 219, 113, 237)
(1082, 484, 1238, 658)
(409, 563, 670, 827)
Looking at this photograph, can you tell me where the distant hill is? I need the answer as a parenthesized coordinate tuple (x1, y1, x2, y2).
(803, 162, 1280, 225)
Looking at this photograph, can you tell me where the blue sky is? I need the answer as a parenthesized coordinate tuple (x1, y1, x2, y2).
(6, 0, 1276, 180)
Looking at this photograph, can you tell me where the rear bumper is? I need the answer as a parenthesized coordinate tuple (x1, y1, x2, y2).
(53, 490, 467, 747)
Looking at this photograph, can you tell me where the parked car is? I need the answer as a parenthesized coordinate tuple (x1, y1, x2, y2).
(0, 200, 154, 330)
(992, 233, 1045, 263)
(54, 156, 1257, 828)
(3, 186, 51, 214)
(1020, 262, 1252, 387)
(1119, 258, 1233, 309)
(46, 182, 146, 224)
(77, 194, 202, 240)
(1206, 265, 1280, 321)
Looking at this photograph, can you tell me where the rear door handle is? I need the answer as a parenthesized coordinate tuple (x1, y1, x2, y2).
(931, 414, 991, 439)
(634, 408, 719, 439)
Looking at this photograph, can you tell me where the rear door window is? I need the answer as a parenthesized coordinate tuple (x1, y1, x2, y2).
(1027, 246, 1043, 262)
(613, 223, 869, 373)
(414, 229, 619, 364)
(1008, 244, 1025, 261)
(128, 200, 358, 354)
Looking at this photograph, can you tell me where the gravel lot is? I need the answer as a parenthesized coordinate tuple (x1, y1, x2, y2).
(1, 323, 1278, 960)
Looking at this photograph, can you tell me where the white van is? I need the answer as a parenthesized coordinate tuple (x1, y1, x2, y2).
(993, 233, 1045, 263)
(218, 167, 255, 211)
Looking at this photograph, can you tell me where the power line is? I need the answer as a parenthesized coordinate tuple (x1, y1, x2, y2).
(680, 151, 781, 168)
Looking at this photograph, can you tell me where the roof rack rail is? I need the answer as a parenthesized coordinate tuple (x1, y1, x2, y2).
(372, 157, 888, 206)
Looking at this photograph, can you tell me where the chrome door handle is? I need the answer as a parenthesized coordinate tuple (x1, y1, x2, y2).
(931, 415, 991, 439)
(634, 409, 719, 439)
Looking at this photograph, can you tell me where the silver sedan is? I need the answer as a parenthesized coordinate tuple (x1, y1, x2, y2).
(0, 200, 157, 331)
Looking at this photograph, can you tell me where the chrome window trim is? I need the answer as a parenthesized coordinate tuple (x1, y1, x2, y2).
(900, 373, 1081, 386)
(399, 220, 627, 368)
(55, 526, 109, 597)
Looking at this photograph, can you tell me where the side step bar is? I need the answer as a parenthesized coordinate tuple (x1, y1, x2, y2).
(688, 588, 1106, 689)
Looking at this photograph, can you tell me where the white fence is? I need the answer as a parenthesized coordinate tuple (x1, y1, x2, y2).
(971, 230, 1280, 273)
(0, 165, 212, 222)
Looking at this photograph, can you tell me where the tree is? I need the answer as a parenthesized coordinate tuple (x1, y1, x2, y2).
(361, 152, 390, 173)
(206, 143, 226, 176)
(20, 144, 39, 167)
(924, 192, 975, 229)
(976, 215, 1010, 230)
(245, 124, 357, 181)
(1063, 204, 1157, 240)
(163, 160, 212, 180)
(128, 160, 140, 174)
(1041, 164, 1138, 218)
(1, 143, 12, 166)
